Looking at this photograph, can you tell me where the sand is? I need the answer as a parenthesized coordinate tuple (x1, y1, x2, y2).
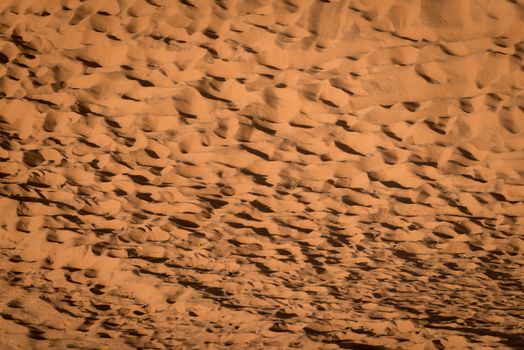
(1, 0, 523, 349)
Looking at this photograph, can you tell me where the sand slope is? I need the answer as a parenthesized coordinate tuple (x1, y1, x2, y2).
(1, 0, 524, 349)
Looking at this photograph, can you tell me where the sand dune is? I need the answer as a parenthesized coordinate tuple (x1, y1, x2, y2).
(1, 0, 524, 349)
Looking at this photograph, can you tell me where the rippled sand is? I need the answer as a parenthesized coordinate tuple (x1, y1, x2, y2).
(1, 1, 524, 349)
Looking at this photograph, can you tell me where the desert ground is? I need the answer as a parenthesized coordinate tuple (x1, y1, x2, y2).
(1, 0, 523, 349)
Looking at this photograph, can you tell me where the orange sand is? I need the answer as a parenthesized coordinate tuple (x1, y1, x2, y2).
(1, 0, 524, 349)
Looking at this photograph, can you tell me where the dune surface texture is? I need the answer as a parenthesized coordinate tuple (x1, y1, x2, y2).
(1, 0, 524, 349)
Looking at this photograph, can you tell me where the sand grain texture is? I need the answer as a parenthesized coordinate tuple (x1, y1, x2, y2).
(1, 0, 524, 349)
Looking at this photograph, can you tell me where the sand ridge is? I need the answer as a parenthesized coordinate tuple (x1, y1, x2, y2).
(0, 0, 524, 349)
